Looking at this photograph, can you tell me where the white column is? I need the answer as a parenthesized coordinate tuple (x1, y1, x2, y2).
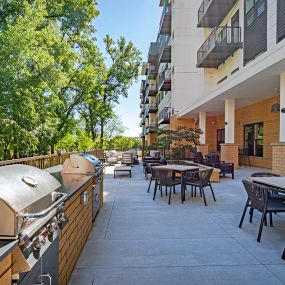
(225, 99, 235, 143)
(280, 73, 285, 142)
(199, 112, 206, 144)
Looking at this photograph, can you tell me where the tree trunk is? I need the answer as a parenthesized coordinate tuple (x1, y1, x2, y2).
(100, 118, 104, 148)
(51, 144, 55, 154)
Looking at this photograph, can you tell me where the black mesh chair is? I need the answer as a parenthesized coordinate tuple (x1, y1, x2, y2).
(193, 152, 206, 165)
(153, 169, 181, 205)
(184, 168, 215, 206)
(206, 153, 234, 179)
(239, 179, 285, 242)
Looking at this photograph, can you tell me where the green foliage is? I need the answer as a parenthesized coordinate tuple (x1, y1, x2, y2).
(0, 0, 141, 159)
(106, 136, 141, 151)
(155, 126, 203, 159)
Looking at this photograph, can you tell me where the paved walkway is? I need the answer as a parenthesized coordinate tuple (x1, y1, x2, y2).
(69, 164, 285, 285)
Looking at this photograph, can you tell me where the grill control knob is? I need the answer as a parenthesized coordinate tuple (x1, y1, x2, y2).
(33, 236, 46, 251)
(58, 213, 67, 223)
(47, 222, 58, 235)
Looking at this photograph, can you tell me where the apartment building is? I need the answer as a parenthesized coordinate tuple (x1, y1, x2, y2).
(139, 0, 285, 174)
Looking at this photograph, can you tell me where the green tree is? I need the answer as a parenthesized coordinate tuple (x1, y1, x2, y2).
(98, 35, 141, 147)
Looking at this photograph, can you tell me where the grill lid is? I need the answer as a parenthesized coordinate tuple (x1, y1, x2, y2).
(79, 153, 102, 167)
(61, 153, 102, 174)
(0, 165, 61, 213)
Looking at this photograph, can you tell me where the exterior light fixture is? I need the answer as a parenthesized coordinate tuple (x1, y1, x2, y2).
(271, 103, 280, 113)
(271, 88, 280, 113)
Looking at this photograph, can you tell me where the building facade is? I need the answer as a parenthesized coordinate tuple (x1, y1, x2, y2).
(139, 0, 285, 174)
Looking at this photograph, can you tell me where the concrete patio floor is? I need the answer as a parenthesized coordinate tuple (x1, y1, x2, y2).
(69, 164, 285, 285)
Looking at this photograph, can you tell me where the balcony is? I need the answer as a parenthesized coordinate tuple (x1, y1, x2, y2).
(145, 110, 149, 118)
(157, 66, 171, 91)
(198, 0, 238, 27)
(145, 82, 157, 97)
(159, 4, 171, 35)
(140, 118, 145, 127)
(158, 35, 171, 63)
(158, 107, 171, 124)
(145, 124, 157, 134)
(148, 64, 158, 79)
(197, 26, 242, 68)
(141, 62, 148, 76)
(147, 104, 158, 114)
(148, 42, 159, 65)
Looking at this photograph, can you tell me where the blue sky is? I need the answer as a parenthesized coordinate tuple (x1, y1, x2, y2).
(95, 0, 161, 137)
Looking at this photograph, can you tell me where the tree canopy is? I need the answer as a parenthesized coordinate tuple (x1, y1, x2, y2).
(0, 0, 141, 159)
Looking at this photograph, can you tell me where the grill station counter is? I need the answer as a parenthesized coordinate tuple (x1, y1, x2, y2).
(47, 153, 104, 285)
(0, 153, 104, 285)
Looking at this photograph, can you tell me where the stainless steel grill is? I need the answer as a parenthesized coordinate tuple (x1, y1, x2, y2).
(61, 153, 103, 174)
(0, 164, 68, 277)
(61, 153, 104, 220)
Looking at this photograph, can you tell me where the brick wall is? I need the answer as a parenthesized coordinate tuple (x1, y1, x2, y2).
(205, 97, 279, 168)
(59, 178, 94, 285)
(272, 143, 285, 175)
(220, 144, 239, 169)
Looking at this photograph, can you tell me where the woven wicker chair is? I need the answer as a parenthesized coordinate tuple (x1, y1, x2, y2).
(239, 179, 285, 242)
(147, 163, 163, 194)
(184, 168, 215, 206)
(153, 169, 181, 205)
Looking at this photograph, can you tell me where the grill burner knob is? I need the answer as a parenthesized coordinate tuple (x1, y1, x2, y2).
(58, 213, 67, 223)
(47, 222, 58, 235)
(33, 236, 46, 251)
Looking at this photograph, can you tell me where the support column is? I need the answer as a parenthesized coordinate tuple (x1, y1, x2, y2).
(225, 99, 235, 143)
(272, 73, 285, 175)
(199, 112, 206, 144)
(280, 73, 285, 142)
(221, 99, 239, 168)
(197, 112, 208, 156)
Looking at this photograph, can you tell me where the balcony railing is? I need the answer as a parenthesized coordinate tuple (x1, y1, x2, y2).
(158, 107, 171, 125)
(159, 4, 171, 35)
(197, 26, 242, 68)
(145, 82, 157, 97)
(146, 124, 157, 134)
(198, 0, 239, 28)
(158, 35, 171, 63)
(157, 66, 171, 91)
(147, 104, 158, 114)
(148, 64, 158, 79)
(148, 42, 159, 65)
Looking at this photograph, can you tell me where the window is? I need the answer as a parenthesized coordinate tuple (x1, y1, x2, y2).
(245, 0, 266, 27)
(217, 129, 225, 152)
(244, 122, 264, 157)
(246, 0, 254, 13)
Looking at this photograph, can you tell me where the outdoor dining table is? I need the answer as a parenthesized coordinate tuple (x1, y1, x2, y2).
(249, 176, 285, 260)
(152, 164, 200, 203)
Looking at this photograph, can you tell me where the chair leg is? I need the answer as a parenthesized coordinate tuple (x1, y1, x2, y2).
(147, 178, 152, 193)
(232, 172, 234, 179)
(173, 185, 176, 194)
(264, 214, 267, 227)
(257, 211, 266, 242)
(249, 207, 254, 223)
(270, 212, 273, 227)
(201, 186, 207, 206)
(160, 185, 163, 197)
(209, 183, 216, 202)
(165, 186, 167, 197)
(168, 186, 172, 205)
(239, 200, 249, 228)
(153, 181, 158, 201)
